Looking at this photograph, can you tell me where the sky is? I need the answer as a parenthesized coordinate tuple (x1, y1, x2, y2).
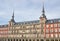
(0, 0, 60, 25)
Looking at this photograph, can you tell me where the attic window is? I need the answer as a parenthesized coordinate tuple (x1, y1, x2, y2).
(58, 20, 60, 22)
(51, 21, 53, 23)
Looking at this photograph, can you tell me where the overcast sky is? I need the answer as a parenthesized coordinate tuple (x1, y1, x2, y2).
(0, 0, 60, 25)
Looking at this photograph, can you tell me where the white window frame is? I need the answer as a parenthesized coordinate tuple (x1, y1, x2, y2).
(55, 29, 57, 32)
(58, 23, 60, 27)
(55, 34, 58, 38)
(51, 34, 53, 38)
(46, 25, 49, 28)
(50, 24, 53, 27)
(54, 24, 57, 27)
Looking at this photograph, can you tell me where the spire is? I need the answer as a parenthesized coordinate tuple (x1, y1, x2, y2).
(41, 3, 46, 18)
(10, 11, 15, 23)
(12, 11, 14, 20)
(40, 2, 47, 19)
(42, 3, 45, 14)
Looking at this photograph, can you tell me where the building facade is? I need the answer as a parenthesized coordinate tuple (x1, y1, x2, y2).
(0, 5, 60, 41)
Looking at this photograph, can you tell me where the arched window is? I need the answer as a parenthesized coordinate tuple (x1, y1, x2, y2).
(11, 39, 12, 41)
(23, 39, 24, 41)
(14, 39, 15, 41)
(51, 39, 54, 41)
(16, 39, 18, 41)
(55, 39, 58, 41)
(19, 39, 21, 41)
(26, 39, 28, 41)
(41, 39, 44, 41)
(46, 39, 49, 41)
(29, 39, 31, 41)
(37, 39, 39, 41)
(33, 39, 35, 41)
(8, 39, 10, 41)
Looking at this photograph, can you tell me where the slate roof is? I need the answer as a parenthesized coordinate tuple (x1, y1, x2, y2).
(46, 18, 60, 24)
(0, 18, 60, 28)
(16, 20, 40, 25)
(0, 25, 8, 28)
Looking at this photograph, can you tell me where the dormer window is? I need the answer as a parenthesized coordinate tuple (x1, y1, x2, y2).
(58, 20, 60, 22)
(51, 21, 53, 23)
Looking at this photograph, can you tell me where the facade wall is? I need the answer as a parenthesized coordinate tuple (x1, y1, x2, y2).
(0, 14, 60, 41)
(0, 27, 8, 37)
(8, 23, 42, 38)
(45, 23, 60, 38)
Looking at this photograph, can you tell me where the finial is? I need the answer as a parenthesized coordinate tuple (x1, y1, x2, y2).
(42, 2, 45, 14)
(12, 10, 14, 20)
(41, 2, 46, 19)
(10, 10, 15, 23)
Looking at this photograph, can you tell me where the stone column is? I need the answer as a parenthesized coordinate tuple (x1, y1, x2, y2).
(3, 39, 6, 41)
(31, 39, 33, 41)
(58, 39, 59, 41)
(49, 39, 51, 41)
(6, 39, 8, 41)
(15, 39, 16, 41)
(24, 39, 26, 41)
(28, 39, 29, 41)
(35, 39, 36, 41)
(21, 39, 23, 41)
(44, 39, 46, 41)
(10, 39, 11, 41)
(18, 39, 19, 41)
(54, 39, 55, 41)
(39, 39, 40, 41)
(12, 39, 14, 41)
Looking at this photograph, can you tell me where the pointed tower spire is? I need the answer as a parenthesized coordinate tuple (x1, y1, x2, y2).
(41, 2, 46, 18)
(10, 10, 15, 23)
(42, 3, 45, 14)
(12, 11, 14, 20)
(40, 2, 47, 21)
(8, 10, 15, 26)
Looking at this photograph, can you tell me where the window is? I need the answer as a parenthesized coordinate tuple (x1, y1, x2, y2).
(8, 31, 12, 33)
(51, 21, 53, 23)
(37, 29, 41, 33)
(26, 25, 33, 28)
(19, 30, 23, 33)
(13, 31, 14, 33)
(59, 34, 60, 37)
(31, 29, 35, 32)
(36, 25, 41, 28)
(50, 29, 53, 33)
(55, 29, 57, 32)
(19, 35, 22, 37)
(15, 30, 18, 33)
(54, 24, 57, 27)
(50, 24, 53, 27)
(26, 30, 30, 33)
(58, 23, 60, 27)
(15, 26, 20, 29)
(51, 34, 53, 38)
(46, 25, 49, 28)
(58, 20, 60, 22)
(46, 34, 49, 38)
(46, 29, 49, 33)
(0, 31, 3, 33)
(59, 28, 60, 32)
(55, 34, 58, 38)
